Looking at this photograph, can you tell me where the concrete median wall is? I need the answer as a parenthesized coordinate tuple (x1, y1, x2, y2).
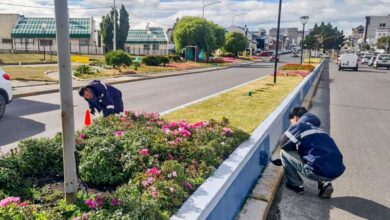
(171, 60, 326, 220)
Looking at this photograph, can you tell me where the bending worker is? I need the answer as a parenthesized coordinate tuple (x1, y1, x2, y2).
(78, 80, 123, 117)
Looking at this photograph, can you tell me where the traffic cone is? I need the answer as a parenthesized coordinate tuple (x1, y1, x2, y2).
(84, 109, 92, 127)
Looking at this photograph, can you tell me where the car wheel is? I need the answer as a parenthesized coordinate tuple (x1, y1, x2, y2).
(0, 94, 6, 119)
(387, 67, 389, 70)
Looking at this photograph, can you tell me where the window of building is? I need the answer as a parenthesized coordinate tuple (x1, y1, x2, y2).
(2, 39, 12, 44)
(79, 39, 89, 46)
(144, 44, 150, 50)
(16, 38, 34, 45)
(152, 44, 159, 50)
(40, 39, 53, 46)
(379, 23, 386, 27)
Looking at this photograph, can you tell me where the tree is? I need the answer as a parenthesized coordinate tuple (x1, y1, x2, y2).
(118, 4, 129, 50)
(105, 50, 132, 71)
(377, 36, 390, 53)
(100, 15, 113, 52)
(303, 22, 345, 51)
(223, 32, 248, 58)
(173, 16, 225, 61)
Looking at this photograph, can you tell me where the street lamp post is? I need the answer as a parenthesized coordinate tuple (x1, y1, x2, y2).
(41, 23, 47, 60)
(202, 1, 221, 18)
(300, 16, 309, 64)
(231, 13, 246, 26)
(273, 0, 282, 84)
(113, 0, 117, 51)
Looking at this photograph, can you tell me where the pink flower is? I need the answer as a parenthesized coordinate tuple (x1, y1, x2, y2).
(191, 121, 209, 129)
(168, 154, 175, 160)
(222, 127, 233, 136)
(179, 121, 190, 130)
(172, 171, 177, 177)
(150, 187, 158, 198)
(95, 195, 104, 207)
(0, 197, 20, 207)
(178, 127, 191, 138)
(147, 177, 154, 184)
(134, 111, 143, 118)
(185, 182, 193, 190)
(169, 187, 175, 193)
(73, 218, 80, 220)
(142, 180, 149, 188)
(175, 137, 183, 143)
(85, 199, 97, 209)
(82, 213, 88, 220)
(79, 134, 86, 140)
(139, 148, 150, 156)
(111, 198, 120, 206)
(114, 130, 124, 137)
(19, 201, 28, 207)
(147, 167, 161, 176)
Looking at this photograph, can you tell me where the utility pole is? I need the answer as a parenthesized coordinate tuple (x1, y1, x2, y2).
(113, 0, 117, 51)
(54, 0, 78, 204)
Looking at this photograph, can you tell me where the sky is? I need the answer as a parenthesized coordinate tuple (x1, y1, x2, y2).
(1, 0, 390, 35)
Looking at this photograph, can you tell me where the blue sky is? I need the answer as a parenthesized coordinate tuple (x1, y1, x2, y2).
(1, 0, 390, 35)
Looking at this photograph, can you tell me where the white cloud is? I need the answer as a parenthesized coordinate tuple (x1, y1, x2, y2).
(1, 0, 390, 35)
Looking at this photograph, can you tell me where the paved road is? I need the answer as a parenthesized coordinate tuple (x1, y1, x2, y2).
(268, 61, 390, 219)
(0, 56, 298, 151)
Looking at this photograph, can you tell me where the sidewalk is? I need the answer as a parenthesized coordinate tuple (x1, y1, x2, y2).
(12, 62, 253, 98)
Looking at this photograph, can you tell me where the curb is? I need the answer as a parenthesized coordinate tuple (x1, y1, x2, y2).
(13, 65, 237, 98)
(237, 62, 325, 220)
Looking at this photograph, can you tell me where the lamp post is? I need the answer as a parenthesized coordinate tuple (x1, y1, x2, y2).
(202, 0, 221, 18)
(147, 30, 152, 55)
(41, 23, 47, 60)
(231, 13, 246, 26)
(113, 0, 117, 51)
(300, 16, 309, 64)
(273, 0, 282, 84)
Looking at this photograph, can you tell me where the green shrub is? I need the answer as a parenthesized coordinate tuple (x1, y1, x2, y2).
(157, 56, 170, 66)
(17, 135, 63, 178)
(132, 62, 140, 70)
(168, 54, 182, 62)
(142, 55, 160, 66)
(221, 52, 235, 58)
(0, 156, 23, 192)
(74, 65, 94, 77)
(89, 60, 104, 67)
(105, 50, 132, 71)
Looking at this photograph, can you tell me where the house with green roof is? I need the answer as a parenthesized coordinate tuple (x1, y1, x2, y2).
(125, 27, 169, 55)
(0, 14, 102, 54)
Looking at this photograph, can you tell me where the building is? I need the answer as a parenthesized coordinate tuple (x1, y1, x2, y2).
(0, 14, 101, 54)
(364, 15, 390, 45)
(269, 27, 300, 49)
(352, 25, 365, 40)
(125, 27, 169, 56)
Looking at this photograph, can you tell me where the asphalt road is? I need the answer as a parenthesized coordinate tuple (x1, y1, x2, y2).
(268, 61, 390, 219)
(0, 56, 297, 151)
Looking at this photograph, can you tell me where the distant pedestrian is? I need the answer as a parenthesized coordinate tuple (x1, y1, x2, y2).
(78, 80, 123, 117)
(274, 106, 345, 198)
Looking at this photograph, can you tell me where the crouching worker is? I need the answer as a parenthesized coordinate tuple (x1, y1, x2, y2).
(277, 106, 345, 198)
(78, 80, 123, 117)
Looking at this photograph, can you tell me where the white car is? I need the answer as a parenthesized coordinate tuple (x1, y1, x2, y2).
(0, 67, 13, 118)
(338, 53, 359, 71)
(368, 56, 377, 67)
(361, 54, 372, 64)
(373, 54, 390, 70)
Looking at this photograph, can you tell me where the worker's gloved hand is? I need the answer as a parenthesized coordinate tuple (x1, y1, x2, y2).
(271, 159, 283, 166)
(106, 108, 115, 116)
(90, 108, 96, 115)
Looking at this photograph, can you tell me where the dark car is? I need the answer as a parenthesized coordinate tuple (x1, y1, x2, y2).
(258, 51, 273, 57)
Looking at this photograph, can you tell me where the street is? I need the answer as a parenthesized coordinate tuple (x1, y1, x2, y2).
(0, 57, 296, 151)
(268, 61, 390, 219)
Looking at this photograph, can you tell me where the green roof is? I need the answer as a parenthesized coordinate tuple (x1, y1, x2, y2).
(11, 17, 91, 38)
(126, 28, 167, 44)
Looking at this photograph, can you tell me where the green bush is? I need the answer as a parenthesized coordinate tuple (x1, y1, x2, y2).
(105, 50, 132, 71)
(89, 60, 104, 67)
(221, 52, 235, 58)
(157, 56, 170, 66)
(168, 54, 182, 62)
(142, 55, 160, 66)
(74, 65, 94, 77)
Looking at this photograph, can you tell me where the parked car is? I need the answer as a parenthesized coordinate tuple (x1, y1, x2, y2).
(368, 56, 377, 67)
(373, 54, 390, 70)
(338, 53, 359, 71)
(292, 52, 299, 57)
(269, 55, 279, 62)
(258, 51, 273, 57)
(0, 67, 13, 118)
(361, 54, 372, 64)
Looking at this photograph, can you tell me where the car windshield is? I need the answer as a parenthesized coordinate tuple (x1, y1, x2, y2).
(379, 55, 390, 60)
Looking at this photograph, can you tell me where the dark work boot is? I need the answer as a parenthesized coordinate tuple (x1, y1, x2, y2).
(318, 182, 334, 198)
(285, 182, 304, 194)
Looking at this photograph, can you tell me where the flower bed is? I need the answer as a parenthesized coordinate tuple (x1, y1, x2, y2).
(279, 63, 315, 72)
(276, 70, 311, 77)
(0, 112, 248, 219)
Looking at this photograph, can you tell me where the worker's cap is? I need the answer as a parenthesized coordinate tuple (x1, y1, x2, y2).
(78, 87, 87, 97)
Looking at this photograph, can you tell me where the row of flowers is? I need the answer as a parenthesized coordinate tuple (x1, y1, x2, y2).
(0, 111, 249, 219)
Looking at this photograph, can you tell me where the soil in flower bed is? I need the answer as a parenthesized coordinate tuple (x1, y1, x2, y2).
(0, 112, 249, 219)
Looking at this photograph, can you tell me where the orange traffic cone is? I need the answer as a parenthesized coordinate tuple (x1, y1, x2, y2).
(84, 109, 92, 126)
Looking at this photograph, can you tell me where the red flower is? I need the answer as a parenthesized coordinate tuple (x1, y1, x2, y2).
(147, 167, 161, 176)
(139, 148, 150, 156)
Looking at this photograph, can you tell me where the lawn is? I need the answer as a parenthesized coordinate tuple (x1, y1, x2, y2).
(0, 53, 57, 64)
(163, 75, 303, 133)
(2, 66, 59, 81)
